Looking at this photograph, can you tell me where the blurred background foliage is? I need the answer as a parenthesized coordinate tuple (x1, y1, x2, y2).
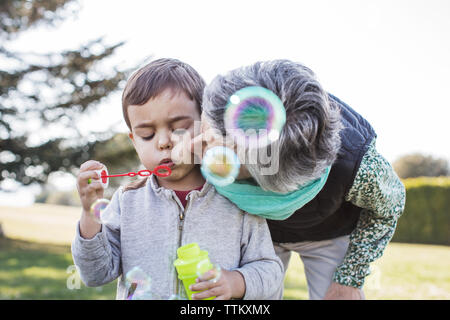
(0, 0, 139, 191)
(393, 153, 449, 179)
(0, 0, 448, 248)
(392, 177, 450, 246)
(0, 0, 449, 301)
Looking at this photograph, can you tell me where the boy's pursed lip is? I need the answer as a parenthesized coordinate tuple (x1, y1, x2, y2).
(159, 158, 175, 168)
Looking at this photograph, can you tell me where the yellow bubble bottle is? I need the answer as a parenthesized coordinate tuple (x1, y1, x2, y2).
(173, 243, 215, 300)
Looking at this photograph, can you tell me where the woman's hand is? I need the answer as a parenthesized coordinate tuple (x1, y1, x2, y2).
(190, 268, 246, 300)
(323, 282, 365, 300)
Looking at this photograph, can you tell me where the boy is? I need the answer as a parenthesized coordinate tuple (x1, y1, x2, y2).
(71, 58, 284, 300)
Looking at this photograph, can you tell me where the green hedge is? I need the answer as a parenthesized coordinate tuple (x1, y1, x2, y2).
(392, 177, 450, 245)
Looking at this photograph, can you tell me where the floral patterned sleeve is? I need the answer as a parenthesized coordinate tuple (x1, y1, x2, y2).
(332, 138, 406, 289)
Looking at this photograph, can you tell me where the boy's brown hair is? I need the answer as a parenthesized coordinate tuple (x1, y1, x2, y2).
(122, 58, 206, 130)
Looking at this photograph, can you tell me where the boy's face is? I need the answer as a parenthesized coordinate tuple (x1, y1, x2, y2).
(128, 88, 201, 183)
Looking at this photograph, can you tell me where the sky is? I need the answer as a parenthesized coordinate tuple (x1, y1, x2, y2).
(1, 0, 450, 205)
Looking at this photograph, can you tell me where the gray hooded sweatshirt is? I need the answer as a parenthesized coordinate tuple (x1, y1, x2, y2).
(71, 174, 284, 300)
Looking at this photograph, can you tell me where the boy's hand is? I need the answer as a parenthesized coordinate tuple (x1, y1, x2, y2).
(76, 160, 105, 239)
(190, 269, 245, 300)
(77, 160, 105, 213)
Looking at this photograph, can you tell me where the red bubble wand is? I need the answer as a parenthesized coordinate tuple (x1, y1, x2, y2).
(99, 165, 171, 182)
(88, 165, 172, 223)
(89, 165, 172, 186)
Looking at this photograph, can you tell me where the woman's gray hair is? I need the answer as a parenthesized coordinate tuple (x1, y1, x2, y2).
(202, 59, 342, 193)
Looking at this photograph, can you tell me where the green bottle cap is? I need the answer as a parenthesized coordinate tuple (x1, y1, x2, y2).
(177, 243, 200, 260)
(174, 243, 210, 277)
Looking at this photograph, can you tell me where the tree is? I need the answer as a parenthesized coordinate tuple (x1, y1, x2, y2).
(0, 0, 132, 190)
(393, 153, 449, 179)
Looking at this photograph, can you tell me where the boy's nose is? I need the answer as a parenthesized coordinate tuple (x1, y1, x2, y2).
(158, 135, 173, 150)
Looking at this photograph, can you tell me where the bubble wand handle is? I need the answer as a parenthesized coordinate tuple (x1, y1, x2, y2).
(102, 173, 132, 178)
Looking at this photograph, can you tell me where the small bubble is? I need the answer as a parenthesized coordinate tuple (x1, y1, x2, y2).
(208, 153, 234, 177)
(89, 198, 110, 224)
(125, 266, 154, 300)
(196, 260, 222, 284)
(201, 146, 240, 187)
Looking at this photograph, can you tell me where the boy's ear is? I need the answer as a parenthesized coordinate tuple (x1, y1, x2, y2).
(128, 132, 136, 147)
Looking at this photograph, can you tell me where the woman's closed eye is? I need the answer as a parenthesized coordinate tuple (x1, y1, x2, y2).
(172, 128, 188, 135)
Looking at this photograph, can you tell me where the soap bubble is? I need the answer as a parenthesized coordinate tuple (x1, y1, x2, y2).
(196, 259, 222, 284)
(224, 86, 286, 149)
(200, 146, 240, 187)
(89, 198, 110, 224)
(125, 266, 155, 300)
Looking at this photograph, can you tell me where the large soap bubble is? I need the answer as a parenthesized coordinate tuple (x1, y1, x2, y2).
(224, 86, 286, 149)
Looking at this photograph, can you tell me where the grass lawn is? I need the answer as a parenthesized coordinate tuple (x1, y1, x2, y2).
(283, 243, 450, 299)
(1, 204, 449, 300)
(0, 237, 117, 299)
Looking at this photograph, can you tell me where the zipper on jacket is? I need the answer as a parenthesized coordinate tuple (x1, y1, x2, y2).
(175, 196, 191, 297)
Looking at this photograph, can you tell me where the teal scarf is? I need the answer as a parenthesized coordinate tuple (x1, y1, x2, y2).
(214, 166, 331, 220)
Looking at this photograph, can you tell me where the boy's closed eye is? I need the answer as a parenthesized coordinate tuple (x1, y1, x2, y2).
(135, 129, 155, 141)
(139, 130, 187, 142)
(141, 134, 155, 141)
(139, 127, 187, 141)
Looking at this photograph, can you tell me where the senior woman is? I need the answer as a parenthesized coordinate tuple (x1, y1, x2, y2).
(190, 59, 406, 300)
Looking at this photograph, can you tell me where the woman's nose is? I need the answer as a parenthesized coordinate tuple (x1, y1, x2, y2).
(190, 133, 205, 160)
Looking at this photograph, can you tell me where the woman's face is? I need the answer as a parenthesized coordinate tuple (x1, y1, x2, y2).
(190, 112, 252, 180)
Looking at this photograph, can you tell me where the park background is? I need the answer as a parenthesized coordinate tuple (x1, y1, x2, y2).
(0, 0, 449, 299)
